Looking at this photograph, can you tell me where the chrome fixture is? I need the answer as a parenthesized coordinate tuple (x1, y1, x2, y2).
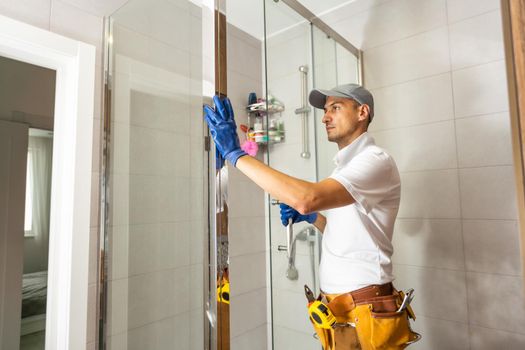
(295, 65, 311, 159)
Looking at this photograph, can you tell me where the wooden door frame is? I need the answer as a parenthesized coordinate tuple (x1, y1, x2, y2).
(501, 0, 525, 280)
(0, 14, 96, 349)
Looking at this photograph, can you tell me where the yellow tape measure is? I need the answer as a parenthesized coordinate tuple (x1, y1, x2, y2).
(308, 300, 337, 329)
(217, 281, 230, 304)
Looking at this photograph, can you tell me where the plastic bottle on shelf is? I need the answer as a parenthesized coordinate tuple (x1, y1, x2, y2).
(268, 119, 279, 143)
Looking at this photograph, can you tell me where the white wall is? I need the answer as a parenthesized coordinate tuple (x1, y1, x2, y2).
(318, 0, 524, 348)
(0, 1, 120, 348)
(226, 23, 268, 350)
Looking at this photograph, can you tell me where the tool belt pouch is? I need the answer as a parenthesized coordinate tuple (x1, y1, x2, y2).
(353, 293, 420, 350)
(310, 323, 335, 350)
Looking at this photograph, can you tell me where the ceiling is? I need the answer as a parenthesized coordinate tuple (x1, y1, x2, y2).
(226, 0, 360, 40)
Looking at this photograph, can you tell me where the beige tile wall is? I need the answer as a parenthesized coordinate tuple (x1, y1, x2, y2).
(320, 0, 524, 348)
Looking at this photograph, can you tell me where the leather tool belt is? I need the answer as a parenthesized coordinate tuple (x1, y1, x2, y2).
(308, 283, 421, 350)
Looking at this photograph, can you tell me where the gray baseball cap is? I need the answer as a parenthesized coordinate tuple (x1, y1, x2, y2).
(309, 83, 375, 122)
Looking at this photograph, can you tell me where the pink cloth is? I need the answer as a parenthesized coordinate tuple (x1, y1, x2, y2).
(241, 140, 258, 156)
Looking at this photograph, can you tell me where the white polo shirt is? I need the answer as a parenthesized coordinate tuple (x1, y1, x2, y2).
(319, 132, 401, 294)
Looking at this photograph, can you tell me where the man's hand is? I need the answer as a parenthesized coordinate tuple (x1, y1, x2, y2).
(204, 96, 247, 167)
(279, 203, 318, 226)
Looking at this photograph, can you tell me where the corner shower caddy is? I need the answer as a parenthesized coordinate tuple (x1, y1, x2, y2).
(246, 99, 285, 145)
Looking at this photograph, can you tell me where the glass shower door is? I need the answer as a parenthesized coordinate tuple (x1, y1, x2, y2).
(102, 0, 208, 349)
(263, 1, 360, 349)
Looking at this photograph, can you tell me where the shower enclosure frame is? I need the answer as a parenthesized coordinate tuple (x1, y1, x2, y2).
(263, 1, 363, 348)
(98, 1, 218, 348)
(97, 1, 362, 349)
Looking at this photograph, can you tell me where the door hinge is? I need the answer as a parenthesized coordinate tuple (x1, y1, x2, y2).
(204, 136, 211, 151)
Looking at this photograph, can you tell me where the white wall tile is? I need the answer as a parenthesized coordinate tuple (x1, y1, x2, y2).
(372, 120, 458, 172)
(149, 0, 191, 50)
(111, 0, 151, 36)
(452, 60, 509, 118)
(190, 137, 204, 178)
(149, 38, 191, 76)
(50, 0, 104, 67)
(108, 278, 128, 336)
(270, 250, 316, 292)
(89, 227, 99, 284)
(231, 324, 268, 350)
(272, 289, 311, 332)
(410, 316, 469, 350)
(86, 283, 97, 343)
(469, 325, 525, 350)
(125, 312, 190, 350)
(369, 73, 454, 131)
(90, 172, 100, 227)
(228, 180, 266, 218)
(227, 24, 263, 82)
(127, 267, 191, 329)
(446, 0, 500, 23)
(229, 216, 267, 257)
(332, 0, 447, 51)
(467, 272, 525, 334)
(108, 225, 129, 281)
(266, 27, 310, 80)
(92, 117, 101, 173)
(190, 307, 204, 350)
(455, 112, 513, 167)
(128, 222, 190, 276)
(157, 312, 191, 350)
(128, 90, 190, 135)
(129, 126, 191, 177)
(364, 27, 451, 89)
(463, 219, 521, 276)
(0, 0, 51, 30)
(190, 220, 204, 264)
(59, 0, 129, 17)
(449, 10, 504, 70)
(268, 143, 317, 182)
(229, 288, 267, 338)
(336, 43, 359, 85)
(107, 332, 127, 350)
(392, 219, 464, 270)
(189, 264, 203, 310)
(459, 166, 517, 220)
(319, 0, 391, 26)
(229, 252, 266, 296)
(190, 178, 204, 221)
(398, 169, 461, 219)
(273, 325, 319, 350)
(112, 24, 151, 65)
(394, 264, 468, 322)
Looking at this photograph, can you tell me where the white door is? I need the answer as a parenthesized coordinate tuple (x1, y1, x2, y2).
(0, 119, 29, 350)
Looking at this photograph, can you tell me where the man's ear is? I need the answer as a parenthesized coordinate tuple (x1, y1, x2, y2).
(358, 104, 370, 122)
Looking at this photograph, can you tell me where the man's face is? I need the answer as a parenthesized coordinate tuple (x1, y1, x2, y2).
(322, 96, 366, 148)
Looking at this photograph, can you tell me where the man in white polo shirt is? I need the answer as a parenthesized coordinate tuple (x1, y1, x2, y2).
(204, 84, 418, 349)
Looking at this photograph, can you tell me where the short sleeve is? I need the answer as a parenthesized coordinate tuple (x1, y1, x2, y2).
(330, 150, 395, 214)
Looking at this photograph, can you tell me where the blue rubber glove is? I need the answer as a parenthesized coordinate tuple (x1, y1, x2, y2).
(216, 149, 224, 170)
(204, 96, 247, 167)
(279, 203, 318, 226)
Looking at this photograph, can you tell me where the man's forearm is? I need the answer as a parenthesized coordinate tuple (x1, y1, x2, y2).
(235, 155, 316, 213)
(313, 213, 326, 233)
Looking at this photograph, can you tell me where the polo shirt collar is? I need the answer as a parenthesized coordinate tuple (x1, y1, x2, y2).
(333, 132, 375, 166)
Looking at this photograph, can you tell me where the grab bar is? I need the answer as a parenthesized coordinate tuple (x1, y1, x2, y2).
(295, 65, 311, 158)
